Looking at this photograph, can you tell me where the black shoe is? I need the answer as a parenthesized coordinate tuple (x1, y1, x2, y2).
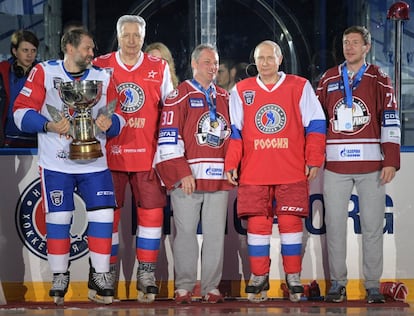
(325, 282, 347, 303)
(367, 288, 385, 303)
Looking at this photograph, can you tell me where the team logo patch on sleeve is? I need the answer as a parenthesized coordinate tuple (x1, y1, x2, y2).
(383, 110, 400, 127)
(158, 127, 178, 145)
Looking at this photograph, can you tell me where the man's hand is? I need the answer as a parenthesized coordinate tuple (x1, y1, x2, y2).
(226, 169, 238, 186)
(181, 175, 196, 195)
(380, 166, 396, 185)
(95, 114, 112, 132)
(47, 115, 70, 134)
(306, 165, 319, 181)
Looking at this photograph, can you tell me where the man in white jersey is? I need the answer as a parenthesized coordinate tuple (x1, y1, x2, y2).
(13, 29, 125, 305)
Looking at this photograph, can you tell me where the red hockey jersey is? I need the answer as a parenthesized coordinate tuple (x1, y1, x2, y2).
(93, 51, 173, 172)
(154, 80, 233, 192)
(225, 73, 326, 185)
(316, 63, 400, 174)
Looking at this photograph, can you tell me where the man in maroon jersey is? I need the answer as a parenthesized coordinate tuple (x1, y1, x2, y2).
(154, 44, 233, 304)
(316, 25, 400, 304)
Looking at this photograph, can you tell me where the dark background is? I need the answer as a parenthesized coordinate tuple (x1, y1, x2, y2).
(62, 0, 350, 82)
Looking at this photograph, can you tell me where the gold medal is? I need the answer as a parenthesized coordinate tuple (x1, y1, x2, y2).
(210, 120, 219, 128)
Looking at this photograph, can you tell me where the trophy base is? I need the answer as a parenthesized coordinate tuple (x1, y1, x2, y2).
(69, 140, 103, 160)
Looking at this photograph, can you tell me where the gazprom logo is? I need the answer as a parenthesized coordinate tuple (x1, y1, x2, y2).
(340, 148, 361, 158)
(15, 178, 89, 260)
(206, 166, 223, 176)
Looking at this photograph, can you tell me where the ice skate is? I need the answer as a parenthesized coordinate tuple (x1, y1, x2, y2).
(286, 273, 304, 302)
(245, 273, 269, 302)
(49, 271, 70, 305)
(88, 266, 114, 304)
(136, 262, 158, 303)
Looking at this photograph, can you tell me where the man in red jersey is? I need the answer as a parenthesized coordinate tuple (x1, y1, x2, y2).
(316, 26, 400, 304)
(154, 44, 233, 304)
(225, 40, 326, 303)
(93, 15, 173, 303)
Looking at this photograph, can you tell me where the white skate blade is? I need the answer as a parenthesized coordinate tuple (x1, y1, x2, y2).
(53, 296, 64, 306)
(88, 289, 113, 305)
(247, 291, 268, 303)
(137, 291, 156, 303)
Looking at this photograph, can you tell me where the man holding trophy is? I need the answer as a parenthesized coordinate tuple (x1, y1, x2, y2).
(13, 29, 125, 305)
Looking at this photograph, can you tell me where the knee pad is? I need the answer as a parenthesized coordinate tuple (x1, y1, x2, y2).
(137, 207, 163, 227)
(46, 211, 73, 225)
(87, 208, 114, 223)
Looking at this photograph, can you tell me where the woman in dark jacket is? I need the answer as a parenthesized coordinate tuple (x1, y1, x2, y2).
(0, 29, 39, 147)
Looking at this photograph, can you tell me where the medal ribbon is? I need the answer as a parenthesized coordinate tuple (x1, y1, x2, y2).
(342, 63, 367, 108)
(192, 79, 217, 124)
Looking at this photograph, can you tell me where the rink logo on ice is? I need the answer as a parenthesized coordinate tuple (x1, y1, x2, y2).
(15, 178, 89, 260)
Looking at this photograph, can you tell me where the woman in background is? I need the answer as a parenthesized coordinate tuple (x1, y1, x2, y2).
(0, 29, 39, 147)
(145, 42, 179, 88)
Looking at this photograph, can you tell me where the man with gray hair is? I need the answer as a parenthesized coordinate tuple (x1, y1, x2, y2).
(94, 15, 173, 303)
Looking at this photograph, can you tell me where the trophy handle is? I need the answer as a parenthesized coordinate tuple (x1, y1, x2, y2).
(46, 104, 63, 122)
(94, 99, 118, 134)
(97, 99, 117, 117)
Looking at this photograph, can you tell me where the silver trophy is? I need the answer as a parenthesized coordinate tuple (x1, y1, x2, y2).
(48, 80, 107, 160)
